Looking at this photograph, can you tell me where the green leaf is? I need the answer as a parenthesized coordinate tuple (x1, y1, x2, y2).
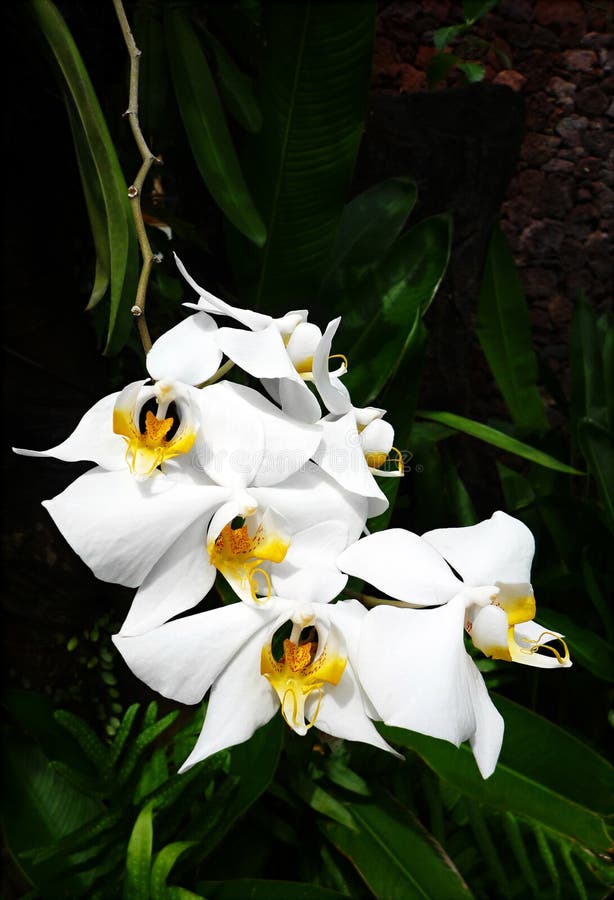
(295, 773, 357, 829)
(434, 24, 466, 50)
(571, 292, 607, 431)
(133, 0, 170, 146)
(230, 0, 376, 308)
(324, 758, 370, 796)
(577, 418, 614, 533)
(381, 695, 614, 851)
(417, 410, 584, 475)
(581, 549, 614, 642)
(199, 881, 347, 900)
(150, 841, 196, 900)
(165, 5, 265, 245)
(496, 462, 536, 511)
(108, 703, 140, 768)
(324, 800, 474, 899)
(344, 214, 451, 406)
(477, 224, 548, 434)
(456, 61, 486, 82)
(124, 803, 154, 900)
(118, 710, 179, 785)
(200, 27, 262, 134)
(537, 607, 614, 682)
(321, 175, 417, 300)
(54, 710, 109, 774)
(32, 0, 139, 354)
(427, 52, 459, 89)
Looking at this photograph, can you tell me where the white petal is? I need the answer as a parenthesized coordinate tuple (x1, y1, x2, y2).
(470, 604, 510, 659)
(465, 656, 505, 778)
(195, 382, 265, 489)
(216, 324, 296, 379)
(253, 464, 367, 546)
(174, 252, 271, 331)
(271, 520, 350, 604)
(312, 318, 352, 416)
(278, 378, 322, 424)
(357, 597, 503, 775)
(360, 418, 394, 456)
(13, 392, 125, 470)
(43, 468, 228, 587)
(511, 619, 572, 669)
(178, 625, 278, 770)
(337, 529, 461, 606)
(146, 313, 222, 385)
(113, 601, 269, 706)
(312, 413, 388, 515)
(423, 511, 535, 587)
(220, 383, 321, 487)
(285, 322, 322, 370)
(119, 517, 216, 636)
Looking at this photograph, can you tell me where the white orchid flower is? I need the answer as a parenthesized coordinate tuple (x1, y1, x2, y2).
(164, 254, 347, 423)
(14, 376, 202, 479)
(41, 381, 365, 635)
(337, 517, 571, 778)
(113, 596, 397, 770)
(421, 512, 571, 668)
(310, 319, 402, 516)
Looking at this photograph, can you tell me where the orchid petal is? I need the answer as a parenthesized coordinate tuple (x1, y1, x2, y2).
(175, 252, 271, 331)
(337, 529, 461, 606)
(221, 383, 321, 486)
(357, 597, 504, 776)
(285, 322, 322, 373)
(312, 413, 388, 515)
(13, 392, 125, 470)
(271, 521, 350, 604)
(43, 467, 228, 587)
(216, 324, 296, 379)
(178, 624, 278, 771)
(119, 517, 216, 636)
(146, 312, 222, 385)
(277, 377, 322, 425)
(312, 318, 351, 416)
(511, 619, 572, 669)
(113, 601, 268, 705)
(195, 383, 265, 489)
(470, 604, 510, 659)
(423, 511, 535, 586)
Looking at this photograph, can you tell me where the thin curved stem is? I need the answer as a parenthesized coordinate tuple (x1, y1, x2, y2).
(343, 588, 413, 610)
(112, 0, 162, 355)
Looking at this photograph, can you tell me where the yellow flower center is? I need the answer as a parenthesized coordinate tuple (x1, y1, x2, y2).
(113, 404, 196, 477)
(261, 637, 346, 735)
(209, 521, 289, 603)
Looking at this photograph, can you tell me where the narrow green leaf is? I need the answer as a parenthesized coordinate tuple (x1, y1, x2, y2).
(320, 176, 417, 301)
(571, 292, 606, 431)
(324, 800, 474, 899)
(502, 812, 540, 897)
(581, 549, 614, 642)
(434, 24, 466, 50)
(200, 27, 262, 134)
(534, 827, 561, 898)
(150, 841, 195, 900)
(559, 842, 589, 900)
(417, 410, 584, 475)
(124, 803, 154, 900)
(230, 0, 376, 308)
(54, 710, 108, 774)
(324, 758, 370, 796)
(108, 703, 140, 768)
(295, 775, 357, 830)
(603, 323, 614, 431)
(381, 695, 614, 851)
(496, 462, 536, 512)
(165, 5, 265, 245)
(463, 0, 499, 21)
(31, 0, 138, 354)
(118, 711, 179, 785)
(133, 0, 169, 145)
(465, 801, 511, 896)
(577, 418, 614, 533)
(65, 99, 110, 310)
(477, 224, 548, 433)
(345, 214, 452, 405)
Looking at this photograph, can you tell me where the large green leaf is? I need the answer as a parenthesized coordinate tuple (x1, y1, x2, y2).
(200, 26, 263, 134)
(417, 410, 584, 475)
(320, 175, 418, 302)
(324, 800, 474, 899)
(31, 0, 139, 354)
(577, 417, 614, 533)
(344, 215, 451, 406)
(165, 5, 266, 246)
(381, 695, 614, 852)
(477, 224, 548, 433)
(124, 803, 154, 900)
(230, 0, 376, 308)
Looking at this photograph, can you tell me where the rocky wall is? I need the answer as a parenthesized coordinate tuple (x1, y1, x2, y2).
(372, 0, 613, 373)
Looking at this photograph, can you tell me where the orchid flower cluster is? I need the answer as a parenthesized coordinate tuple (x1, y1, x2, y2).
(16, 254, 571, 779)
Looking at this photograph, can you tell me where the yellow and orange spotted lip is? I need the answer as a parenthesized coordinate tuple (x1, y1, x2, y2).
(261, 637, 347, 735)
(113, 401, 196, 478)
(208, 519, 290, 603)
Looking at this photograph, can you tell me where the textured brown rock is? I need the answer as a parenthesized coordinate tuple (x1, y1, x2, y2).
(563, 49, 597, 71)
(534, 0, 585, 26)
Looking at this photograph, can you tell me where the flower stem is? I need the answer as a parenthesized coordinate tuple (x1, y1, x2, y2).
(198, 359, 236, 388)
(343, 588, 413, 609)
(112, 0, 162, 356)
